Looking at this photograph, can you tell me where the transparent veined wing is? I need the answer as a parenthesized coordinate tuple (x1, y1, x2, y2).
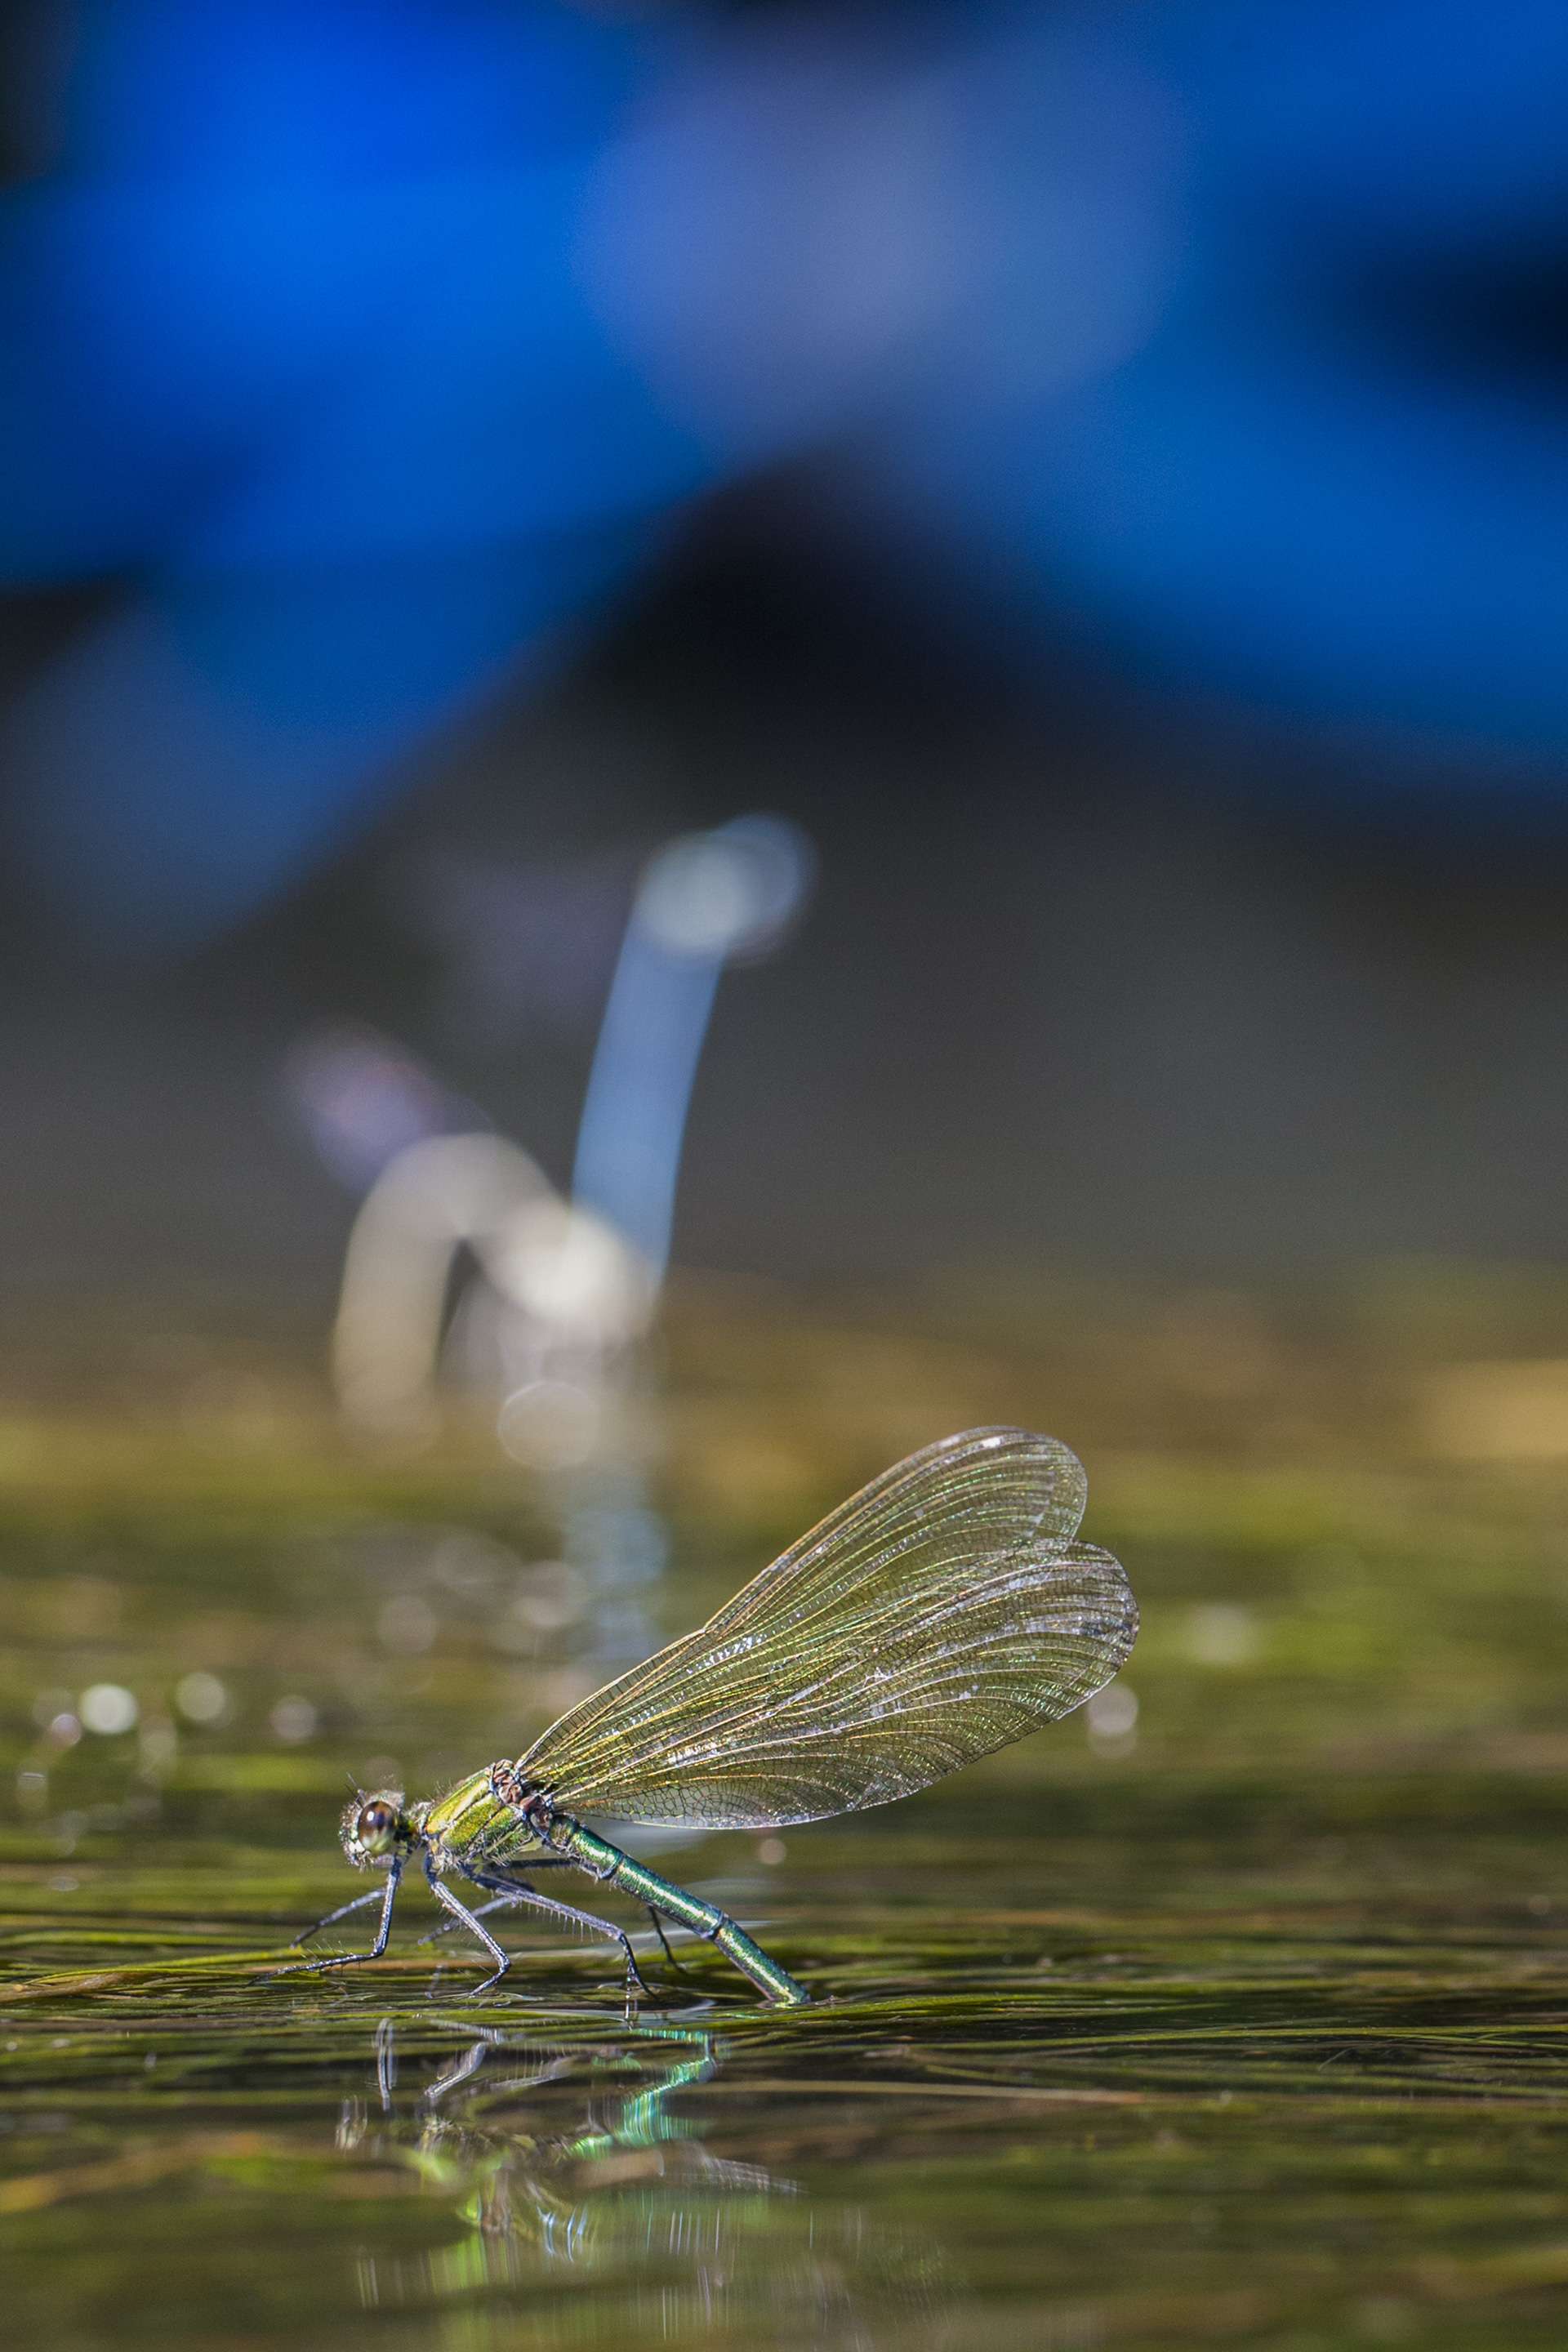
(516, 1427, 1135, 1829)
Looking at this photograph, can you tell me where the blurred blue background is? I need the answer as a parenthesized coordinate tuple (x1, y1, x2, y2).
(3, 0, 1567, 1303)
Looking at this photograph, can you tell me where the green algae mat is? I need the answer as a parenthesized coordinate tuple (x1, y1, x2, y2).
(4, 1274, 1568, 2350)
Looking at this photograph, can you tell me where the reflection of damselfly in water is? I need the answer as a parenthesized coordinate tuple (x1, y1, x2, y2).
(345, 2020, 949, 2336)
(292, 1428, 1137, 2004)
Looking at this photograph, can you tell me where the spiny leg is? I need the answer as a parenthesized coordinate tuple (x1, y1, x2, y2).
(510, 1838, 691, 1980)
(453, 1882, 689, 1985)
(296, 1886, 386, 1945)
(644, 1907, 697, 1980)
(416, 1886, 539, 1948)
(461, 1867, 654, 2002)
(414, 1860, 570, 1947)
(424, 1863, 511, 1997)
(277, 1860, 403, 1976)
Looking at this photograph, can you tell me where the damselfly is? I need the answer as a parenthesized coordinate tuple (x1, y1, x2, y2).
(294, 1427, 1138, 2006)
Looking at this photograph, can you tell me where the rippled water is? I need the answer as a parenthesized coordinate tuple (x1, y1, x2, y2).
(4, 1282, 1568, 2348)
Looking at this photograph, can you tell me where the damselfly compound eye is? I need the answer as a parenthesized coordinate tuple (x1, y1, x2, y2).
(356, 1801, 397, 1851)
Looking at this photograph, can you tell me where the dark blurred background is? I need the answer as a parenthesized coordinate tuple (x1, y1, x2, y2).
(4, 0, 1568, 1337)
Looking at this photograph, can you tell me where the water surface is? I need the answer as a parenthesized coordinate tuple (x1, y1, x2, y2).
(3, 1281, 1568, 2348)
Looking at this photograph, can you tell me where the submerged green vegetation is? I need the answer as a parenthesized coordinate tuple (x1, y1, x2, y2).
(3, 1273, 1568, 2349)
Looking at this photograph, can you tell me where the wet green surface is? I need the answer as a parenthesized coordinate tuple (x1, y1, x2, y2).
(4, 1278, 1568, 2349)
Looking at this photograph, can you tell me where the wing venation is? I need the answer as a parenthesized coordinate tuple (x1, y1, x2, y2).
(515, 1428, 1135, 1829)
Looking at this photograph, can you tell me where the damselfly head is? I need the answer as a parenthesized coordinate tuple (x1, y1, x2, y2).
(341, 1790, 416, 1868)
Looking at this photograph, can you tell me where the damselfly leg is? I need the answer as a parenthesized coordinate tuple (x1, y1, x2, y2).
(422, 1861, 510, 1995)
(448, 1864, 655, 2002)
(413, 1858, 569, 1944)
(642, 1909, 697, 1979)
(418, 1871, 692, 1984)
(296, 1886, 387, 1944)
(279, 1860, 403, 1975)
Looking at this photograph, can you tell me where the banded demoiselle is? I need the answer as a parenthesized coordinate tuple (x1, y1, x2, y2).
(294, 1427, 1138, 2006)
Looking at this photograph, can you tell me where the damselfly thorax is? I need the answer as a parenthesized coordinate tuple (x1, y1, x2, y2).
(418, 1766, 555, 1867)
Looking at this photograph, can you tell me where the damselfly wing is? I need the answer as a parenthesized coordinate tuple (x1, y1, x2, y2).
(513, 1426, 1137, 1829)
